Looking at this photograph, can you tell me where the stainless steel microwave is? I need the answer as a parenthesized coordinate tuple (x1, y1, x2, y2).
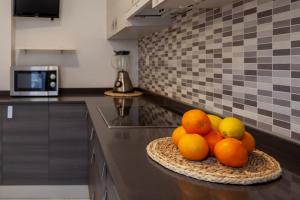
(10, 66, 59, 96)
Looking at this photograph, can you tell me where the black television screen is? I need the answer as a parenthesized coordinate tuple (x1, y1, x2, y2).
(14, 0, 60, 18)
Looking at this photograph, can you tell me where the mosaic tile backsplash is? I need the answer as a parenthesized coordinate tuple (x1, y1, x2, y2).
(138, 0, 300, 142)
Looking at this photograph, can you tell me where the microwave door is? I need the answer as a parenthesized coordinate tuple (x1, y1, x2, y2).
(12, 71, 49, 96)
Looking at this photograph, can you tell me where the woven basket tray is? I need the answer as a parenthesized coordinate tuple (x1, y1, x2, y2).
(104, 90, 143, 97)
(146, 137, 282, 185)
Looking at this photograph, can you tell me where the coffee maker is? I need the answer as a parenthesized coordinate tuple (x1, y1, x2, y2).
(112, 50, 134, 93)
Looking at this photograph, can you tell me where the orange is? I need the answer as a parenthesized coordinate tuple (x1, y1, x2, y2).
(182, 109, 211, 136)
(241, 132, 256, 153)
(204, 130, 223, 156)
(214, 138, 248, 168)
(178, 134, 209, 161)
(172, 126, 187, 146)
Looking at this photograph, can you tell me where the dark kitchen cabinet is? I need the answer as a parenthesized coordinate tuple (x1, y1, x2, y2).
(49, 103, 88, 185)
(90, 138, 107, 200)
(0, 105, 2, 184)
(107, 171, 120, 200)
(1, 104, 49, 185)
(88, 114, 106, 200)
(87, 114, 120, 200)
(88, 114, 96, 199)
(89, 115, 105, 200)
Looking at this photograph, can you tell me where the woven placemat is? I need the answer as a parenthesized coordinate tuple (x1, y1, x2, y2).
(147, 137, 282, 185)
(104, 90, 143, 97)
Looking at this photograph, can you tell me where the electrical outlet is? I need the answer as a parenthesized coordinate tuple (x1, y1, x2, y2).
(146, 55, 150, 66)
(7, 106, 13, 119)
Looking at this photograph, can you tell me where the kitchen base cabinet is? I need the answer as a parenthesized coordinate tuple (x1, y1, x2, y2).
(92, 153, 106, 200)
(2, 104, 49, 185)
(87, 114, 120, 200)
(49, 104, 88, 185)
(0, 105, 2, 184)
(0, 103, 89, 186)
(106, 171, 120, 200)
(89, 117, 106, 200)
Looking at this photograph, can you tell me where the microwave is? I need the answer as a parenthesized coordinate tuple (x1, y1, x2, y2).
(10, 66, 59, 97)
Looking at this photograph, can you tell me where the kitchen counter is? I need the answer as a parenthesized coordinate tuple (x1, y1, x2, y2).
(85, 96, 300, 200)
(0, 92, 299, 200)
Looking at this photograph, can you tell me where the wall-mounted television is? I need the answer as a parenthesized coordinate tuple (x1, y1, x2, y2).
(14, 0, 60, 19)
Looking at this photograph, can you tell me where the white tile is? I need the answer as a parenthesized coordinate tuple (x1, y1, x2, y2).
(273, 41, 291, 49)
(273, 33, 290, 42)
(272, 105, 291, 115)
(258, 114, 273, 124)
(273, 0, 290, 8)
(272, 125, 292, 138)
(273, 56, 291, 64)
(273, 12, 291, 22)
(258, 95, 273, 104)
(258, 0, 273, 11)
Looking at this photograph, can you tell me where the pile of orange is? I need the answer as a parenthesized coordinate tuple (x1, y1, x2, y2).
(171, 109, 256, 168)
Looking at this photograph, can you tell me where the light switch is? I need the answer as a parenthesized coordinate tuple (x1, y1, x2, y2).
(7, 106, 13, 119)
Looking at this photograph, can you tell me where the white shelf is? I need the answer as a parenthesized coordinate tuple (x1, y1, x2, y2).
(15, 48, 76, 54)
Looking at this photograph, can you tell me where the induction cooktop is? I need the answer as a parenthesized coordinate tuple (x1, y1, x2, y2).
(97, 98, 181, 128)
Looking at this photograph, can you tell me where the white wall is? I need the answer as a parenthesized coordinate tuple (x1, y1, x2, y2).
(13, 0, 138, 88)
(0, 0, 12, 90)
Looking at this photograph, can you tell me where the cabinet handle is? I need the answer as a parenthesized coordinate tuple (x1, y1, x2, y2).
(90, 127, 95, 141)
(91, 192, 95, 200)
(7, 106, 13, 119)
(90, 148, 95, 164)
(102, 190, 108, 200)
(85, 111, 89, 119)
(101, 162, 107, 179)
(115, 19, 118, 30)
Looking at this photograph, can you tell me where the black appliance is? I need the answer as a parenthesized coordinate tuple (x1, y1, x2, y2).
(14, 0, 60, 19)
(97, 98, 181, 128)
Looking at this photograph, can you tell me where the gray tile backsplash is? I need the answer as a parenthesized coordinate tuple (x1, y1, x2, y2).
(138, 0, 300, 142)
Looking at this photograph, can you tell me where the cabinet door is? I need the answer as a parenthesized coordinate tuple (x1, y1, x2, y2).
(107, 0, 133, 38)
(87, 114, 95, 155)
(88, 115, 107, 200)
(107, 171, 121, 200)
(95, 138, 107, 200)
(152, 0, 165, 7)
(89, 152, 96, 200)
(0, 105, 2, 184)
(2, 104, 49, 185)
(49, 104, 88, 185)
(88, 114, 96, 199)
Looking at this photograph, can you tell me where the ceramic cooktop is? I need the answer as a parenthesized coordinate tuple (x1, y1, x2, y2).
(97, 98, 181, 128)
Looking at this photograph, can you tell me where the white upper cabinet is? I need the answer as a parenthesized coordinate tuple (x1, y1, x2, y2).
(107, 0, 171, 40)
(125, 0, 150, 19)
(152, 0, 196, 9)
(153, 0, 231, 9)
(107, 0, 232, 40)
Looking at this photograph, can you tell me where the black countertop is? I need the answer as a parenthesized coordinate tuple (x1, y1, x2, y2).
(0, 92, 300, 200)
(85, 96, 300, 200)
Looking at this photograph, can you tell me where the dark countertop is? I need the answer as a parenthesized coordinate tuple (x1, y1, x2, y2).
(0, 96, 95, 103)
(1, 92, 300, 200)
(85, 96, 300, 200)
